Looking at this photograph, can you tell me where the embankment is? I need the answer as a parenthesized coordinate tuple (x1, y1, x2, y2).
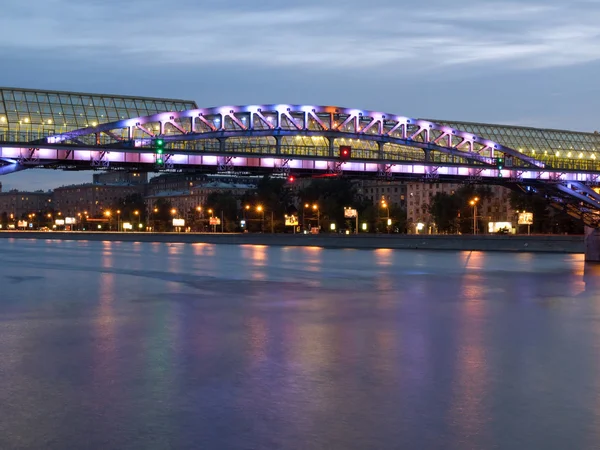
(0, 231, 584, 253)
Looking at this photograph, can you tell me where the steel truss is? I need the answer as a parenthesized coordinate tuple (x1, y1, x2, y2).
(1, 103, 600, 226)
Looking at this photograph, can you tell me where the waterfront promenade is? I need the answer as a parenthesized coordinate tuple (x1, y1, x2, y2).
(0, 231, 584, 253)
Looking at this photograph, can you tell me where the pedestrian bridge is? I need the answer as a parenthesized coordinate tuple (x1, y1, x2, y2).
(1, 103, 600, 226)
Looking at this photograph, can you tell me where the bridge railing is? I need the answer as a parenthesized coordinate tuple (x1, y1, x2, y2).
(2, 130, 600, 173)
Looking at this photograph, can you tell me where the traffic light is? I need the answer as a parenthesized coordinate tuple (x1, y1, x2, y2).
(154, 138, 164, 154)
(287, 175, 295, 183)
(339, 145, 351, 160)
(154, 138, 164, 165)
(496, 157, 504, 170)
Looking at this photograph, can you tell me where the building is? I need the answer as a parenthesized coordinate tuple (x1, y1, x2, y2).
(52, 183, 144, 217)
(146, 173, 210, 196)
(145, 180, 255, 221)
(357, 180, 407, 208)
(93, 171, 148, 185)
(405, 182, 514, 233)
(0, 190, 52, 219)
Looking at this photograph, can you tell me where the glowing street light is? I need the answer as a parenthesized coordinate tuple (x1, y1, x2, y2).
(381, 197, 390, 233)
(470, 197, 479, 234)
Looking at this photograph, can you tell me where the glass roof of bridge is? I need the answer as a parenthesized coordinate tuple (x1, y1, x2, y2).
(0, 87, 197, 136)
(429, 119, 600, 157)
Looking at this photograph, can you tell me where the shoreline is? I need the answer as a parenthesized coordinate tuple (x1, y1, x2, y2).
(0, 231, 584, 253)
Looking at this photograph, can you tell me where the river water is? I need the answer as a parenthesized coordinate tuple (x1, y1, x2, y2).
(1, 238, 600, 449)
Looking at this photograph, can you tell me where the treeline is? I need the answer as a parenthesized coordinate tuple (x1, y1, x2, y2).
(428, 185, 583, 234)
(152, 176, 407, 233)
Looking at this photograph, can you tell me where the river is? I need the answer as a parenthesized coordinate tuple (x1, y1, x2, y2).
(1, 238, 599, 449)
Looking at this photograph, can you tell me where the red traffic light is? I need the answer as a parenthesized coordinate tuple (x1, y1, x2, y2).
(288, 175, 295, 183)
(339, 145, 351, 159)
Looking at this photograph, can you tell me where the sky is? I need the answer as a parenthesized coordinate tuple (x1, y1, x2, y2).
(1, 0, 600, 190)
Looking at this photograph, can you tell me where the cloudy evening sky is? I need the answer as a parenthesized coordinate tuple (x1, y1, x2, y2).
(1, 0, 599, 190)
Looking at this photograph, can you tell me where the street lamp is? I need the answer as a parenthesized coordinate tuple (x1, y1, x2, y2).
(381, 198, 390, 233)
(312, 204, 320, 229)
(256, 205, 264, 232)
(469, 197, 479, 234)
(195, 206, 202, 231)
(104, 210, 112, 231)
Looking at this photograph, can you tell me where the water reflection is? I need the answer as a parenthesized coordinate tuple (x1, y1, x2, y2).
(449, 269, 489, 449)
(1, 241, 600, 449)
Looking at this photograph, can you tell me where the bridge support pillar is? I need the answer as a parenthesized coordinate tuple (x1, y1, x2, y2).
(275, 135, 281, 155)
(585, 227, 600, 262)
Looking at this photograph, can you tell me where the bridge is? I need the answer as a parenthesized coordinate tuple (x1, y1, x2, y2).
(1, 88, 600, 227)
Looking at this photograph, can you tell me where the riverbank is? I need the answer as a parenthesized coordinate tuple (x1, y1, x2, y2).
(0, 231, 584, 253)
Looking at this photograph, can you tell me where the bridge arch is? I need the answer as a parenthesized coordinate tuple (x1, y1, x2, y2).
(45, 104, 544, 171)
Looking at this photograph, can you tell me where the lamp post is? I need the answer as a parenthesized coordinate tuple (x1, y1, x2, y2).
(312, 204, 319, 230)
(117, 209, 121, 232)
(257, 205, 264, 232)
(134, 210, 140, 230)
(381, 198, 390, 233)
(170, 208, 177, 232)
(208, 208, 214, 232)
(152, 207, 159, 231)
(469, 197, 479, 235)
(196, 206, 202, 231)
(104, 210, 112, 231)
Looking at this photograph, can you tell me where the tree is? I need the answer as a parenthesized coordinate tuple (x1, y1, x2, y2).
(241, 175, 296, 232)
(204, 191, 239, 232)
(298, 178, 362, 230)
(111, 193, 146, 222)
(428, 185, 494, 234)
(429, 192, 461, 234)
(151, 198, 173, 231)
(508, 190, 582, 234)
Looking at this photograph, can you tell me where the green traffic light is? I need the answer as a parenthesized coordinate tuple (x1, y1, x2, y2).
(157, 158, 164, 165)
(157, 149, 163, 154)
(155, 139, 164, 146)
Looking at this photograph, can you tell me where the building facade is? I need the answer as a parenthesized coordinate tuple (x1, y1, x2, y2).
(0, 190, 52, 219)
(146, 173, 210, 197)
(93, 171, 147, 185)
(405, 182, 515, 233)
(357, 180, 407, 208)
(145, 181, 255, 221)
(53, 183, 144, 217)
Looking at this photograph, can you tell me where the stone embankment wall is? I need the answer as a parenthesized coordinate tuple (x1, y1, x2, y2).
(0, 231, 584, 253)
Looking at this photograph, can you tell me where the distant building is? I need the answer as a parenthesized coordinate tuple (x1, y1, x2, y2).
(145, 180, 255, 221)
(146, 173, 209, 196)
(93, 171, 147, 185)
(0, 190, 52, 219)
(357, 180, 407, 208)
(405, 182, 514, 233)
(52, 183, 144, 217)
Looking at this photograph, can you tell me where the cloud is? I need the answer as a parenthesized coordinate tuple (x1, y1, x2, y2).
(1, 0, 600, 73)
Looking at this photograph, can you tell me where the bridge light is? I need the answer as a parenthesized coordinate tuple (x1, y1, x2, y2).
(154, 138, 165, 162)
(154, 138, 165, 154)
(339, 145, 351, 160)
(496, 157, 504, 171)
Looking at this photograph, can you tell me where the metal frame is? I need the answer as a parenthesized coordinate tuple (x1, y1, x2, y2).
(2, 102, 600, 226)
(44, 104, 542, 168)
